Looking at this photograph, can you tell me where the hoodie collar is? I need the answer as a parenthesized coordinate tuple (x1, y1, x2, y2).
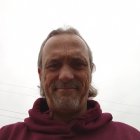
(25, 98, 112, 134)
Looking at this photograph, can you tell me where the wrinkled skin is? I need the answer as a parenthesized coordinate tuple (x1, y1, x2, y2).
(38, 34, 93, 122)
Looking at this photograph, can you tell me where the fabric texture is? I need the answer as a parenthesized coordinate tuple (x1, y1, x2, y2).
(0, 98, 140, 140)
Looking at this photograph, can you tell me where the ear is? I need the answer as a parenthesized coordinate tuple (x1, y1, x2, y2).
(38, 68, 42, 81)
(89, 63, 96, 83)
(91, 63, 96, 73)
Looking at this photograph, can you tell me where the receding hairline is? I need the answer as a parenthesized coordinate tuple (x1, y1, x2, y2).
(38, 27, 93, 69)
(43, 33, 90, 52)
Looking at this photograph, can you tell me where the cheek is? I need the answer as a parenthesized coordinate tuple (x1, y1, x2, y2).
(78, 71, 91, 89)
(42, 71, 57, 93)
(41, 71, 51, 91)
(84, 74, 91, 90)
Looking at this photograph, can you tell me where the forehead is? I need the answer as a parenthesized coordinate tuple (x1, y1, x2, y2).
(42, 34, 89, 60)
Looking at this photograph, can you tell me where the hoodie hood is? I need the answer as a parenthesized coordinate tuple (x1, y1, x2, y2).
(24, 98, 112, 134)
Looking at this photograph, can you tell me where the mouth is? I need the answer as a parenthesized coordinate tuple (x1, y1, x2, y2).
(55, 87, 78, 91)
(52, 80, 81, 91)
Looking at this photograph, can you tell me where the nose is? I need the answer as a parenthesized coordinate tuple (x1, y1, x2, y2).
(58, 65, 74, 82)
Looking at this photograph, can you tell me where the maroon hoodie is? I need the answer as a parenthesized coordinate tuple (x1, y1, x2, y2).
(0, 98, 140, 140)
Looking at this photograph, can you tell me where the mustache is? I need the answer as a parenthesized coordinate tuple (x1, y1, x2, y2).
(51, 80, 81, 90)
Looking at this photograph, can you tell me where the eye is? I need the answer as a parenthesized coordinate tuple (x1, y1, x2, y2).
(46, 61, 61, 71)
(71, 59, 87, 70)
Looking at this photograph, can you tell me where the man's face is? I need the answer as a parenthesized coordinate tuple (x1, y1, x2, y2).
(39, 34, 92, 115)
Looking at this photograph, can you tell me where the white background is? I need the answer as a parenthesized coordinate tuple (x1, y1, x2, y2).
(0, 0, 140, 130)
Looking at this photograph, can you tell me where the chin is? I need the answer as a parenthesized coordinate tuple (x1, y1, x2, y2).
(52, 95, 81, 113)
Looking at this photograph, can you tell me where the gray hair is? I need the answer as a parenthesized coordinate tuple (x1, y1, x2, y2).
(38, 26, 97, 98)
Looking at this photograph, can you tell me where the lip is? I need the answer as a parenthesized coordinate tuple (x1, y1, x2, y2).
(55, 88, 78, 91)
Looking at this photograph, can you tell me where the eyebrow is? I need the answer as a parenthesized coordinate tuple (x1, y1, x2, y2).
(44, 58, 59, 67)
(49, 54, 87, 61)
(70, 56, 87, 62)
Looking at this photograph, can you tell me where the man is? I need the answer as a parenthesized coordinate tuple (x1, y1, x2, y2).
(0, 27, 140, 140)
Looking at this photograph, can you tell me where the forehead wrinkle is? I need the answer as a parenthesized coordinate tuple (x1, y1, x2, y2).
(43, 43, 88, 57)
(42, 34, 90, 64)
(44, 34, 88, 51)
(45, 51, 87, 61)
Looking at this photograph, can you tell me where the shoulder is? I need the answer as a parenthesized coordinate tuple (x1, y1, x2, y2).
(0, 122, 26, 139)
(113, 121, 139, 131)
(1, 122, 26, 130)
(111, 121, 140, 139)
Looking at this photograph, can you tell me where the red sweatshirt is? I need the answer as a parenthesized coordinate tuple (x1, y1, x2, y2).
(0, 98, 140, 140)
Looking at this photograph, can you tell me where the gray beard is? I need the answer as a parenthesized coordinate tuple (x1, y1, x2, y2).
(51, 94, 81, 114)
